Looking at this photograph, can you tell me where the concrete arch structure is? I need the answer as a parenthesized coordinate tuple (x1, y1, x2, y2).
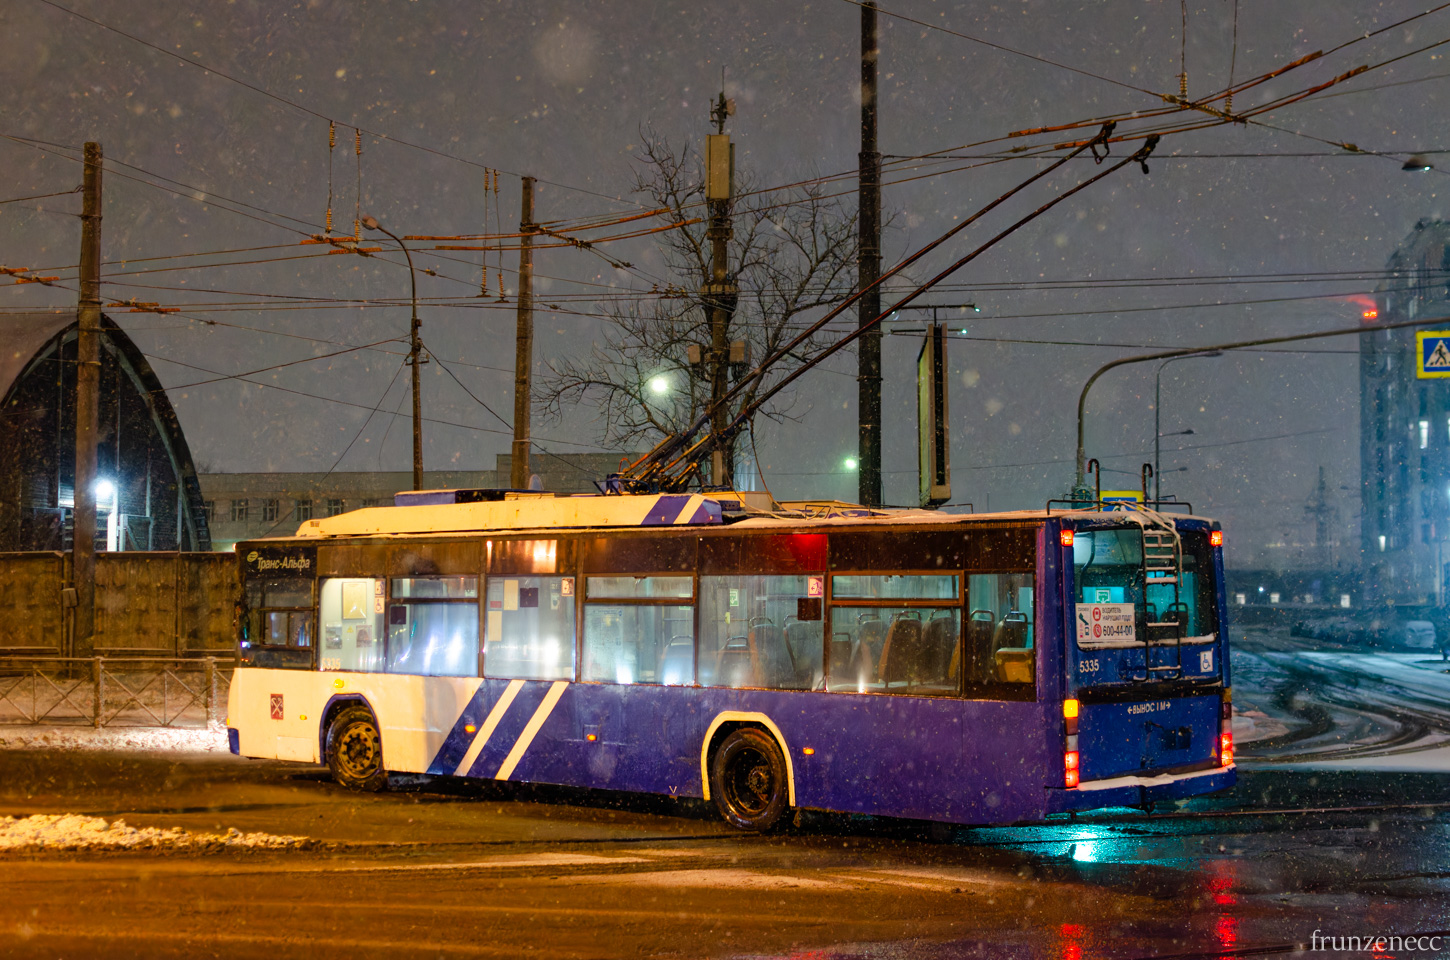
(0, 311, 210, 551)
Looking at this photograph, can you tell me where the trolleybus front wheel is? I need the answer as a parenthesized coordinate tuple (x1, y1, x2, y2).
(325, 706, 388, 792)
(710, 727, 788, 832)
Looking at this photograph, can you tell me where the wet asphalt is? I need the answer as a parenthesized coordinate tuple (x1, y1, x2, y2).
(0, 637, 1448, 958)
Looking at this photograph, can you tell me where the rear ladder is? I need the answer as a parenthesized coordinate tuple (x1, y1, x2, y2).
(1134, 513, 1186, 681)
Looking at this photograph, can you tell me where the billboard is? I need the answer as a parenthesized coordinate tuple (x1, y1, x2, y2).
(917, 322, 950, 507)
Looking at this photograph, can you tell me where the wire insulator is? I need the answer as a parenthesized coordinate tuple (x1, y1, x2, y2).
(355, 129, 362, 155)
(329, 121, 336, 150)
(1224, 91, 1233, 115)
(1179, 72, 1187, 99)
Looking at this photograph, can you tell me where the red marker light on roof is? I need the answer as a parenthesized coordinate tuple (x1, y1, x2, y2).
(1060, 530, 1075, 547)
(1210, 530, 1224, 547)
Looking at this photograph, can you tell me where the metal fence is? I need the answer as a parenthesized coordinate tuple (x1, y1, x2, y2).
(0, 657, 234, 728)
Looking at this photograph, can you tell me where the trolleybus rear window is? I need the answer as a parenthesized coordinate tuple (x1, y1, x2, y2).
(1072, 528, 1217, 648)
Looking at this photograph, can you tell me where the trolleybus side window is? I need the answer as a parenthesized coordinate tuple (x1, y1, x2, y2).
(484, 576, 576, 680)
(826, 573, 961, 695)
(696, 533, 828, 691)
(964, 572, 1035, 690)
(582, 575, 694, 685)
(699, 574, 824, 690)
(318, 576, 478, 676)
(385, 577, 478, 677)
(241, 577, 314, 669)
(318, 577, 384, 672)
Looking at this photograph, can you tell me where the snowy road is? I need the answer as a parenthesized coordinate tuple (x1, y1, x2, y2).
(1235, 631, 1450, 767)
(1, 641, 1449, 958)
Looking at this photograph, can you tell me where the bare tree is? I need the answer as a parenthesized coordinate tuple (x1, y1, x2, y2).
(538, 129, 860, 483)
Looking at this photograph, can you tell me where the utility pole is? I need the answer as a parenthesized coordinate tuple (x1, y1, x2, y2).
(857, 1, 883, 507)
(73, 141, 102, 657)
(703, 91, 737, 487)
(511, 176, 536, 489)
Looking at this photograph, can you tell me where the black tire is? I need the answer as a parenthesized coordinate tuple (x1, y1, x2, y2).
(325, 705, 388, 792)
(710, 727, 789, 832)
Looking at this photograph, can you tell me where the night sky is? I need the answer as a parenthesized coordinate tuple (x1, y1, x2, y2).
(3, 0, 1447, 563)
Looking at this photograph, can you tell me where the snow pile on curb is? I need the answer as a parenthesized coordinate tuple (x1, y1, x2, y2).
(0, 726, 228, 754)
(0, 814, 312, 853)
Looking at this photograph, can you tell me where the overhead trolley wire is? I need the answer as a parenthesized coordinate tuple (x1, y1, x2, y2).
(835, 0, 1167, 102)
(29, 0, 648, 212)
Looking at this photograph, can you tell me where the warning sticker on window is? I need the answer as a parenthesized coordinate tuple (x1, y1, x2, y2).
(1077, 602, 1136, 644)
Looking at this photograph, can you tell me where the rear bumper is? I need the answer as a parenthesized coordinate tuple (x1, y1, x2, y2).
(1047, 764, 1235, 813)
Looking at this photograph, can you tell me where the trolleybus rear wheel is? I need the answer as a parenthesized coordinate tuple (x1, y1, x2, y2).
(710, 727, 788, 832)
(326, 706, 388, 792)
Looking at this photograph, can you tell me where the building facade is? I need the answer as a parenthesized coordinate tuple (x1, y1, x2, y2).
(1361, 219, 1450, 605)
(199, 452, 638, 552)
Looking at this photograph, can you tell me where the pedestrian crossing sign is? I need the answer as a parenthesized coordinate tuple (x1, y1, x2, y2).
(1418, 331, 1450, 378)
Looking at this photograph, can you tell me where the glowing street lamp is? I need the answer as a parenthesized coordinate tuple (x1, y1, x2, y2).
(648, 375, 671, 396)
(94, 478, 118, 551)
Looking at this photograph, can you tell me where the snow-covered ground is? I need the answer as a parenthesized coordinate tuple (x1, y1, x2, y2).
(1235, 640, 1450, 770)
(0, 725, 228, 753)
(0, 814, 311, 853)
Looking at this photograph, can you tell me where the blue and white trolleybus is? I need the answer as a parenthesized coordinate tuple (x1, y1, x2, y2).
(227, 491, 1234, 830)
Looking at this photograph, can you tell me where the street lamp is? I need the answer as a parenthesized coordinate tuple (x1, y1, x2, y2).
(361, 214, 424, 491)
(1154, 351, 1221, 502)
(648, 375, 671, 396)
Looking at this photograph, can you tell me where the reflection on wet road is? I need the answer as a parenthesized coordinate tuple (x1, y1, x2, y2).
(2, 631, 1449, 958)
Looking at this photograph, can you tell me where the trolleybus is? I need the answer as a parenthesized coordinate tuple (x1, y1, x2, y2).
(227, 491, 1234, 830)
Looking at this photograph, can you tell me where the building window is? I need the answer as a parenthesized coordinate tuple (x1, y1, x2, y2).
(361, 498, 382, 509)
(295, 499, 313, 521)
(262, 499, 279, 522)
(230, 499, 248, 522)
(325, 498, 345, 517)
(1420, 419, 1430, 450)
(1425, 523, 1434, 545)
(201, 500, 215, 523)
(1379, 534, 1388, 552)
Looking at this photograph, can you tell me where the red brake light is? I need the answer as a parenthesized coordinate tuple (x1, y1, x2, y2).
(1064, 750, 1080, 787)
(1060, 529, 1075, 547)
(1209, 530, 1224, 547)
(1220, 731, 1234, 766)
(1363, 308, 1379, 321)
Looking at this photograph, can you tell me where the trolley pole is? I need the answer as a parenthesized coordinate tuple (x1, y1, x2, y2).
(857, 2, 884, 507)
(73, 141, 102, 657)
(511, 177, 536, 490)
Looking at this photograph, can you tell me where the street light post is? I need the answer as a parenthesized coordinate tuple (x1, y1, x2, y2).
(1154, 351, 1220, 502)
(362, 216, 424, 490)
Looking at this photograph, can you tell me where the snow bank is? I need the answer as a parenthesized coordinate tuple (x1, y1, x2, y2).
(0, 726, 227, 754)
(0, 814, 312, 853)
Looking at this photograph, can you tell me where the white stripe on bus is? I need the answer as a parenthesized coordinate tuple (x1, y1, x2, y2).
(494, 680, 569, 781)
(453, 679, 525, 777)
